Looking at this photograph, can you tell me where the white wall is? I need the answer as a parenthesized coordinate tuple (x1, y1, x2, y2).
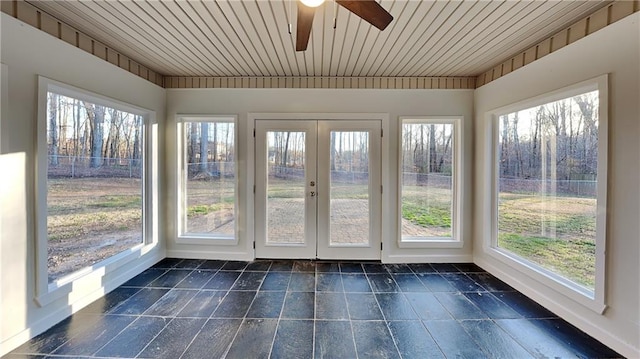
(166, 88, 475, 262)
(0, 14, 166, 355)
(473, 13, 639, 357)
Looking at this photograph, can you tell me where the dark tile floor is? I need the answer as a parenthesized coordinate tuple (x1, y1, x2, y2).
(6, 259, 622, 359)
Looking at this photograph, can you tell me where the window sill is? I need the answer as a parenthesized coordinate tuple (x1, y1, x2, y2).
(176, 234, 238, 246)
(398, 237, 463, 249)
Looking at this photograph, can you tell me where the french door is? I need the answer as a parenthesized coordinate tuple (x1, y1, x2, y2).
(255, 120, 381, 260)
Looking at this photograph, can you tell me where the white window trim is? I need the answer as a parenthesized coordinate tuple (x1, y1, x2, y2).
(176, 115, 239, 245)
(397, 116, 463, 249)
(35, 76, 158, 306)
(485, 74, 608, 313)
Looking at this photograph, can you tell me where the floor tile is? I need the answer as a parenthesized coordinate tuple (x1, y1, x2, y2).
(288, 272, 315, 292)
(314, 320, 357, 359)
(181, 318, 242, 359)
(245, 260, 272, 271)
(143, 289, 198, 317)
(424, 320, 488, 359)
(197, 260, 225, 271)
(315, 292, 349, 319)
(367, 273, 400, 292)
(177, 290, 226, 318)
(526, 319, 622, 358)
(352, 321, 400, 359)
(416, 273, 457, 292)
(362, 262, 387, 273)
(137, 318, 206, 358)
(122, 268, 167, 287)
(341, 273, 373, 292)
(225, 318, 278, 359)
(392, 274, 428, 292)
(316, 273, 343, 292)
(110, 288, 170, 315)
(221, 260, 248, 271)
(231, 271, 267, 291)
(269, 260, 294, 272)
(316, 261, 340, 273)
(247, 291, 286, 318)
(282, 291, 315, 319)
(442, 273, 486, 292)
(388, 320, 445, 359)
(464, 292, 521, 319)
(403, 292, 452, 320)
(149, 269, 193, 288)
(407, 263, 436, 274)
(434, 292, 488, 319)
(495, 291, 558, 319)
(51, 315, 135, 356)
(384, 263, 413, 274)
(454, 263, 486, 273)
(293, 260, 316, 272)
(460, 319, 534, 359)
(496, 319, 589, 359)
(202, 270, 241, 290)
(11, 315, 103, 355)
(93, 316, 168, 358)
(345, 293, 384, 320)
(340, 262, 364, 273)
(212, 290, 257, 318)
(271, 320, 314, 359)
(78, 286, 140, 314)
(172, 259, 205, 269)
(467, 273, 515, 292)
(375, 293, 418, 320)
(152, 258, 183, 269)
(10, 260, 620, 359)
(175, 270, 214, 289)
(430, 263, 460, 273)
(260, 272, 291, 291)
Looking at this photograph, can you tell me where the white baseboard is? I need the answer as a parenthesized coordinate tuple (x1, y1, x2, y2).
(383, 253, 473, 263)
(0, 251, 163, 357)
(475, 256, 639, 359)
(166, 249, 254, 261)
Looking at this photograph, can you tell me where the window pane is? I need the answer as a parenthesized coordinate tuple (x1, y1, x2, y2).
(47, 93, 144, 283)
(401, 122, 454, 239)
(497, 90, 599, 290)
(183, 121, 235, 236)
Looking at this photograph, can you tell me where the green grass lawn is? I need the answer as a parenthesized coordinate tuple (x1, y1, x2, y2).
(497, 193, 596, 289)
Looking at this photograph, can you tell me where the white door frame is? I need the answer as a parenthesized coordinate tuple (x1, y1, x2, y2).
(247, 113, 390, 260)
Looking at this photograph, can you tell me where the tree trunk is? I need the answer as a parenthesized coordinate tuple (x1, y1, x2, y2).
(49, 93, 59, 166)
(200, 122, 209, 173)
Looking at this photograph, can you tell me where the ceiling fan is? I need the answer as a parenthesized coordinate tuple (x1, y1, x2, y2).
(295, 0, 393, 51)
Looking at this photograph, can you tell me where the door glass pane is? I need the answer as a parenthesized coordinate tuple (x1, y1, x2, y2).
(330, 131, 369, 246)
(267, 131, 306, 244)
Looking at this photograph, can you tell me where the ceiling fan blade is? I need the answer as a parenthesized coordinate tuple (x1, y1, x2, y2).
(336, 0, 393, 31)
(296, 3, 316, 51)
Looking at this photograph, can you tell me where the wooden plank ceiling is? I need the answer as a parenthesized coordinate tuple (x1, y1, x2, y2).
(28, 0, 611, 78)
